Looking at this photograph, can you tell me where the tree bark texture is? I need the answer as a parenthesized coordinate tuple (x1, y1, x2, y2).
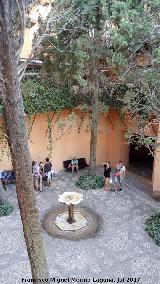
(89, 90, 99, 176)
(88, 25, 100, 176)
(0, 1, 48, 280)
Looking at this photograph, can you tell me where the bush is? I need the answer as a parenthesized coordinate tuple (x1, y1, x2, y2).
(0, 202, 14, 217)
(145, 212, 160, 246)
(75, 175, 105, 190)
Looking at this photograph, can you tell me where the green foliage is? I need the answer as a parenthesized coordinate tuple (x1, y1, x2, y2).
(19, 0, 160, 118)
(0, 124, 11, 161)
(46, 114, 53, 158)
(145, 212, 160, 246)
(75, 175, 105, 190)
(111, 0, 152, 51)
(43, 0, 159, 113)
(0, 202, 14, 217)
(21, 78, 124, 114)
(22, 83, 79, 114)
(152, 48, 160, 65)
(124, 128, 156, 154)
(121, 71, 160, 125)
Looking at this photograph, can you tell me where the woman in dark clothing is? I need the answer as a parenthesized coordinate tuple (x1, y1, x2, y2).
(103, 162, 111, 191)
(44, 158, 52, 186)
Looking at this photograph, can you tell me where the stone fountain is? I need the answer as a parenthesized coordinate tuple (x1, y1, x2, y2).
(43, 191, 99, 240)
(55, 192, 87, 231)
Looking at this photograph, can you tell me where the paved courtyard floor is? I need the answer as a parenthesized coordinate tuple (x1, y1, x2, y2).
(0, 167, 160, 284)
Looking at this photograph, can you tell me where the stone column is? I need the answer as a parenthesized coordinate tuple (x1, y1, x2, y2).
(152, 124, 160, 200)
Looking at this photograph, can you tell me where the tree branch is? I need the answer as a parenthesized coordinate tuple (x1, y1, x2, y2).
(15, 0, 25, 61)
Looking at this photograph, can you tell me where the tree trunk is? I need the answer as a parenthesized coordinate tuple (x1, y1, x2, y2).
(88, 4, 101, 176)
(89, 91, 99, 176)
(0, 1, 48, 279)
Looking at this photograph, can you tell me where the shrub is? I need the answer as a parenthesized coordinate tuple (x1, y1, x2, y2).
(0, 202, 14, 217)
(145, 212, 160, 246)
(75, 175, 105, 190)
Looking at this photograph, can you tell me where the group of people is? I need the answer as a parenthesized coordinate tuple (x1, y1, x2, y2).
(32, 158, 52, 191)
(1, 157, 125, 193)
(68, 158, 126, 193)
(103, 161, 126, 192)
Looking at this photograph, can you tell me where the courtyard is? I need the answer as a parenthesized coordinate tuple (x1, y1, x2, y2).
(0, 0, 160, 283)
(0, 167, 160, 284)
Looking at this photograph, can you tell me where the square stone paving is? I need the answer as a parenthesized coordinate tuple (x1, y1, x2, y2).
(0, 168, 160, 284)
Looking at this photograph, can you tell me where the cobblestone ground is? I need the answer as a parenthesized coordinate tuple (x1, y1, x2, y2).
(0, 168, 160, 284)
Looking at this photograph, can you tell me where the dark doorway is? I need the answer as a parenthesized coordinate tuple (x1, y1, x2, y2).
(129, 136, 154, 179)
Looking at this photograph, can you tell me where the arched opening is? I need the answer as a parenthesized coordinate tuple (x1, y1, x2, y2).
(129, 136, 154, 179)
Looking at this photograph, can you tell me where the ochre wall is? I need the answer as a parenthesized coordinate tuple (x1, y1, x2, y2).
(21, 2, 52, 58)
(0, 109, 129, 171)
(21, 28, 35, 58)
(152, 124, 160, 196)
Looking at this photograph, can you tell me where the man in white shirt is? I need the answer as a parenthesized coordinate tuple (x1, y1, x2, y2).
(116, 161, 126, 191)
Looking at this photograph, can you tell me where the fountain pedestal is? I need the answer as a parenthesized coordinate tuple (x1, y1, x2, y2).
(67, 204, 75, 224)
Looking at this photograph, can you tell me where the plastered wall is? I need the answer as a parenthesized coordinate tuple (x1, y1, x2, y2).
(21, 1, 52, 58)
(0, 109, 129, 171)
(152, 125, 160, 194)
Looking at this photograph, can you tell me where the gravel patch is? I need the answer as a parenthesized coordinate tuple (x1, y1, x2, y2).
(0, 168, 160, 284)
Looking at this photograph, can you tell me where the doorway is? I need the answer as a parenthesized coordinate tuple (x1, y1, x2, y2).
(129, 136, 154, 179)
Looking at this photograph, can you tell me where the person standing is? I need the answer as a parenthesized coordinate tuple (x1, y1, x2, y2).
(103, 162, 111, 191)
(32, 161, 43, 192)
(116, 161, 126, 191)
(44, 158, 52, 186)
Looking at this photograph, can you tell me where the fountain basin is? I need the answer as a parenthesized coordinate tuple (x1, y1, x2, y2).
(43, 206, 99, 240)
(55, 211, 87, 231)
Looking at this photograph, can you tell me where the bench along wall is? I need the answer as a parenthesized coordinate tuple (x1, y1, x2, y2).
(0, 109, 129, 171)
